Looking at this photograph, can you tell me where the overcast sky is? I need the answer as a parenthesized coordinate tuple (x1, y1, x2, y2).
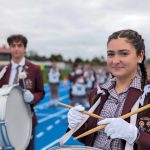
(0, 0, 150, 60)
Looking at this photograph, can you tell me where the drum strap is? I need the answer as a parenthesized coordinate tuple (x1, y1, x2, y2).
(125, 97, 140, 150)
(59, 96, 102, 146)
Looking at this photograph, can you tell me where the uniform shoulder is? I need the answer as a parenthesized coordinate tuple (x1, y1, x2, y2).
(26, 60, 40, 69)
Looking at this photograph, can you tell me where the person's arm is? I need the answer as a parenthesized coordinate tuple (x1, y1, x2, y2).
(33, 66, 45, 105)
(71, 88, 98, 144)
(136, 131, 150, 150)
(68, 108, 95, 144)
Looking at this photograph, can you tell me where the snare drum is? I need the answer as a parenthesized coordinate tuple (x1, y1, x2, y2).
(50, 145, 102, 150)
(0, 85, 32, 150)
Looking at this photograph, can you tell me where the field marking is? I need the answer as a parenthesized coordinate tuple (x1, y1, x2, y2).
(36, 132, 44, 138)
(55, 120, 61, 125)
(46, 125, 54, 131)
(41, 138, 60, 150)
(35, 94, 69, 110)
(38, 108, 68, 124)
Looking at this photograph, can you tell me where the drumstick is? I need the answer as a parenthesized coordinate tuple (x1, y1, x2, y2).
(58, 102, 104, 120)
(74, 103, 150, 140)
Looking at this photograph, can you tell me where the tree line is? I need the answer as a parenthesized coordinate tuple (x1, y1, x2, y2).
(26, 50, 106, 66)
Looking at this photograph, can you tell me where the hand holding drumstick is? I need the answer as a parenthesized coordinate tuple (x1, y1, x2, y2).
(58, 98, 103, 145)
(58, 102, 104, 120)
(74, 103, 150, 143)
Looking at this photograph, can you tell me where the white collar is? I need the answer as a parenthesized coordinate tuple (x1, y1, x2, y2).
(11, 57, 25, 69)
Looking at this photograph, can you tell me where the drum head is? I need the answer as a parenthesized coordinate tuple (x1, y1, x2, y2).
(5, 87, 32, 150)
(51, 145, 101, 150)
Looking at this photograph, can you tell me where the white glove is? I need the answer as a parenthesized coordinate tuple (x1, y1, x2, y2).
(97, 118, 138, 144)
(67, 105, 87, 129)
(23, 90, 34, 103)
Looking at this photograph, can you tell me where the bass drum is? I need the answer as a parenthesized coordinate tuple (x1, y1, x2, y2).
(0, 85, 32, 150)
(50, 145, 102, 150)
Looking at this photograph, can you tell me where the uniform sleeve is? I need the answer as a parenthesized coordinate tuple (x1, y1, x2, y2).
(33, 66, 45, 105)
(136, 93, 150, 150)
(137, 131, 150, 150)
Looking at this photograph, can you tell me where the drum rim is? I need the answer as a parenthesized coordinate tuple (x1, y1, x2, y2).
(50, 145, 100, 150)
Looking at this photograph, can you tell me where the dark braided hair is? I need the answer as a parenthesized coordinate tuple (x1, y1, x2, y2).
(107, 29, 147, 90)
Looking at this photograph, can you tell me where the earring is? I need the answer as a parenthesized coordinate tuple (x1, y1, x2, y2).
(139, 60, 142, 63)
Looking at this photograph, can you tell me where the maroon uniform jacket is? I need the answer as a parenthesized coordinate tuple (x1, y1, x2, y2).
(0, 60, 45, 127)
(73, 87, 150, 150)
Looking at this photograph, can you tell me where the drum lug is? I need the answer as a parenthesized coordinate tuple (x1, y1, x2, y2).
(0, 121, 15, 150)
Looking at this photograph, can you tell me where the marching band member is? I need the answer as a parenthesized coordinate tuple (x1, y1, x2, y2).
(0, 34, 45, 150)
(95, 63, 111, 86)
(69, 64, 89, 108)
(67, 29, 150, 150)
(48, 62, 60, 107)
(84, 63, 96, 93)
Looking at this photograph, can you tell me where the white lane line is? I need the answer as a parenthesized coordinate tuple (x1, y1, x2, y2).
(46, 125, 53, 131)
(35, 105, 46, 110)
(36, 132, 44, 138)
(35, 94, 69, 110)
(55, 120, 60, 125)
(36, 113, 50, 117)
(38, 108, 68, 124)
(61, 115, 67, 119)
(41, 138, 60, 150)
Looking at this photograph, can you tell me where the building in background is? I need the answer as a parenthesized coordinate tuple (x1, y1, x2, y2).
(0, 45, 11, 65)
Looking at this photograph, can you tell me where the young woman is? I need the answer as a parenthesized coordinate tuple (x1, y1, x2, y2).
(67, 29, 150, 150)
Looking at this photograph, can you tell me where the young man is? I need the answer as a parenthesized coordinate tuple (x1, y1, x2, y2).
(0, 34, 45, 150)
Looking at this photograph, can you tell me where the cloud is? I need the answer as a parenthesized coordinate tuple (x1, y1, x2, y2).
(0, 0, 150, 59)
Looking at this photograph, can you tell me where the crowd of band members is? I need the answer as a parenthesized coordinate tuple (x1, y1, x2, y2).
(47, 58, 150, 109)
(47, 61, 111, 108)
(68, 63, 111, 108)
